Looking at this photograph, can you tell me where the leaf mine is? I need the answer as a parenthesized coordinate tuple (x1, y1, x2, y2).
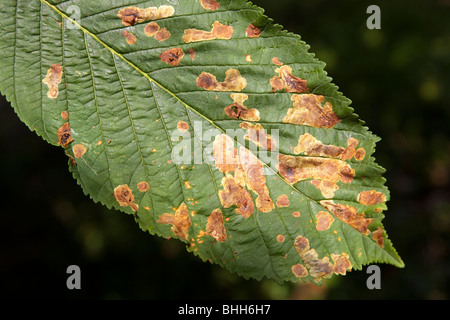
(315, 211, 334, 231)
(117, 6, 175, 26)
(276, 194, 290, 207)
(224, 94, 259, 121)
(357, 190, 387, 205)
(42, 63, 62, 99)
(157, 203, 191, 240)
(372, 227, 385, 248)
(200, 0, 220, 11)
(57, 123, 73, 147)
(283, 94, 340, 128)
(121, 30, 137, 44)
(160, 48, 185, 66)
(72, 144, 87, 159)
(245, 23, 261, 38)
(274, 65, 308, 93)
(197, 69, 247, 92)
(176, 120, 189, 132)
(137, 181, 150, 192)
(206, 208, 227, 242)
(114, 184, 139, 213)
(239, 122, 276, 150)
(183, 21, 233, 43)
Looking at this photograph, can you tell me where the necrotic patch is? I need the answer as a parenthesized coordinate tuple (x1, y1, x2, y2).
(177, 120, 189, 132)
(72, 144, 87, 159)
(200, 0, 220, 10)
(276, 194, 290, 207)
(206, 208, 227, 242)
(117, 6, 174, 26)
(245, 23, 261, 38)
(137, 181, 150, 192)
(157, 203, 191, 240)
(291, 264, 308, 278)
(197, 69, 246, 92)
(239, 122, 275, 150)
(43, 64, 63, 99)
(224, 94, 259, 121)
(121, 30, 137, 44)
(357, 190, 386, 206)
(316, 211, 334, 231)
(114, 184, 139, 213)
(219, 175, 254, 218)
(57, 123, 73, 147)
(372, 227, 385, 248)
(160, 48, 184, 66)
(183, 21, 233, 43)
(273, 65, 308, 93)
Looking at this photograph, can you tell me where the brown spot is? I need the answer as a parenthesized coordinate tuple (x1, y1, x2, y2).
(42, 64, 63, 99)
(292, 264, 308, 278)
(177, 120, 189, 132)
(272, 57, 283, 66)
(340, 137, 366, 161)
(97, 140, 103, 146)
(245, 23, 261, 38)
(157, 203, 191, 240)
(219, 175, 254, 218)
(294, 235, 352, 282)
(294, 133, 344, 158)
(121, 30, 137, 44)
(283, 94, 340, 128)
(114, 184, 139, 212)
(183, 21, 233, 43)
(372, 227, 385, 248)
(278, 154, 355, 198)
(197, 68, 247, 92)
(154, 28, 171, 41)
(277, 234, 285, 243)
(239, 147, 274, 213)
(270, 76, 284, 92)
(72, 144, 87, 159)
(117, 6, 175, 26)
(206, 208, 227, 242)
(245, 54, 252, 62)
(200, 0, 220, 10)
(224, 94, 259, 121)
(276, 194, 290, 208)
(137, 181, 150, 192)
(188, 48, 196, 60)
(213, 134, 239, 173)
(239, 122, 275, 150)
(61, 111, 69, 120)
(144, 22, 160, 36)
(320, 200, 374, 236)
(160, 47, 184, 66)
(354, 148, 366, 161)
(57, 123, 73, 147)
(357, 190, 387, 206)
(316, 211, 334, 231)
(275, 65, 308, 93)
(184, 181, 192, 189)
(293, 211, 301, 217)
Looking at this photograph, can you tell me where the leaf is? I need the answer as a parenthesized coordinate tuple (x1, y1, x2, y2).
(0, 0, 403, 284)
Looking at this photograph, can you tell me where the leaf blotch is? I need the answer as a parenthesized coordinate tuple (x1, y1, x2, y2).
(72, 144, 87, 159)
(276, 194, 290, 208)
(117, 6, 174, 26)
(42, 64, 63, 99)
(137, 181, 150, 192)
(177, 120, 189, 132)
(225, 94, 259, 121)
(272, 57, 283, 66)
(57, 123, 73, 147)
(121, 30, 137, 44)
(200, 0, 220, 11)
(160, 48, 184, 66)
(240, 122, 275, 150)
(157, 203, 191, 240)
(183, 21, 233, 43)
(291, 264, 308, 278)
(372, 227, 385, 248)
(357, 190, 386, 206)
(283, 94, 340, 129)
(272, 65, 308, 93)
(206, 209, 227, 242)
(219, 175, 254, 218)
(316, 211, 334, 231)
(114, 184, 139, 213)
(245, 23, 261, 38)
(197, 69, 247, 92)
(277, 234, 286, 243)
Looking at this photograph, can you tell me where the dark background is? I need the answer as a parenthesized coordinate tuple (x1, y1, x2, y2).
(0, 0, 449, 299)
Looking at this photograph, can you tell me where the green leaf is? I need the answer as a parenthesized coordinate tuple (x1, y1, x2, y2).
(0, 0, 403, 283)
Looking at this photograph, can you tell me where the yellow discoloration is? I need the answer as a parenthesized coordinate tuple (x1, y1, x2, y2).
(157, 203, 191, 240)
(278, 154, 355, 198)
(245, 23, 261, 38)
(57, 123, 73, 147)
(320, 200, 374, 236)
(117, 6, 174, 26)
(316, 211, 334, 231)
(276, 194, 290, 207)
(206, 208, 227, 242)
(160, 47, 184, 66)
(239, 122, 275, 150)
(283, 94, 340, 128)
(197, 69, 246, 92)
(43, 64, 63, 99)
(114, 184, 139, 212)
(357, 190, 387, 206)
(183, 21, 233, 43)
(225, 94, 259, 121)
(137, 181, 150, 192)
(294, 235, 352, 282)
(200, 0, 220, 10)
(245, 54, 252, 62)
(121, 30, 137, 44)
(72, 144, 87, 159)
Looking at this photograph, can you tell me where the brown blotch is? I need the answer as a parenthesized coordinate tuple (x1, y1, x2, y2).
(155, 28, 171, 41)
(188, 48, 196, 60)
(43, 64, 63, 99)
(157, 203, 191, 240)
(340, 137, 366, 161)
(276, 194, 290, 208)
(219, 175, 254, 218)
(277, 234, 285, 243)
(293, 211, 301, 217)
(278, 154, 355, 198)
(239, 122, 275, 150)
(73, 144, 87, 159)
(224, 94, 259, 121)
(270, 76, 284, 92)
(137, 181, 150, 192)
(372, 227, 385, 248)
(144, 22, 160, 36)
(316, 211, 334, 231)
(357, 190, 387, 206)
(320, 200, 374, 236)
(200, 0, 220, 10)
(160, 47, 184, 66)
(292, 264, 308, 278)
(272, 57, 283, 66)
(183, 21, 233, 43)
(57, 123, 73, 147)
(114, 184, 139, 212)
(294, 235, 352, 282)
(206, 208, 227, 242)
(245, 23, 261, 38)
(197, 68, 247, 92)
(117, 6, 175, 26)
(121, 30, 137, 44)
(283, 94, 340, 129)
(61, 111, 69, 120)
(276, 65, 308, 93)
(213, 134, 240, 173)
(177, 120, 189, 132)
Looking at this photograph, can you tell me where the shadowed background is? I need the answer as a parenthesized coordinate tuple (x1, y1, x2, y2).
(0, 0, 449, 299)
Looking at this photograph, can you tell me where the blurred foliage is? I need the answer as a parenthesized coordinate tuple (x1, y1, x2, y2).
(0, 0, 449, 299)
